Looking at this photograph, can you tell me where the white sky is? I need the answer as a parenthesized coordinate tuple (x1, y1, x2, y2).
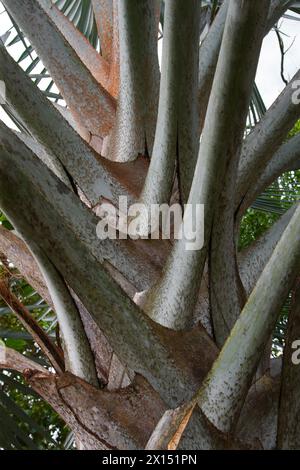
(0, 3, 299, 123)
(256, 12, 300, 107)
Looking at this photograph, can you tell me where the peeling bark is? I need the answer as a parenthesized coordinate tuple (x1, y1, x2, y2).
(27, 372, 166, 450)
(0, 347, 166, 450)
(146, 400, 196, 450)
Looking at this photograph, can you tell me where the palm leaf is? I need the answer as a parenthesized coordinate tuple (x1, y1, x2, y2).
(1, 0, 98, 107)
(0, 403, 38, 449)
(252, 171, 300, 215)
(0, 371, 60, 449)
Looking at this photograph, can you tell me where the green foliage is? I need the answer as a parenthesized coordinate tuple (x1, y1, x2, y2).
(0, 371, 69, 449)
(1, 0, 98, 113)
(0, 0, 300, 451)
(0, 294, 70, 449)
(239, 120, 300, 357)
(0, 214, 69, 450)
(239, 209, 278, 251)
(288, 119, 300, 138)
(55, 0, 98, 48)
(239, 120, 300, 250)
(0, 285, 69, 449)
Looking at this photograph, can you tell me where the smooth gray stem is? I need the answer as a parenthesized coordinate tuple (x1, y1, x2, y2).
(146, 0, 270, 330)
(198, 204, 300, 434)
(197, 0, 291, 131)
(2, 0, 115, 139)
(27, 242, 99, 387)
(237, 133, 300, 218)
(102, 0, 159, 162)
(141, 0, 201, 207)
(198, 0, 229, 130)
(236, 69, 300, 207)
(239, 203, 299, 295)
(209, 0, 271, 347)
(0, 41, 131, 207)
(277, 279, 300, 449)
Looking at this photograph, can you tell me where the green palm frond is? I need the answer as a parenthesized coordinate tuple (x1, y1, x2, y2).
(0, 215, 65, 449)
(252, 170, 300, 215)
(0, 0, 99, 131)
(0, 370, 66, 449)
(56, 0, 98, 47)
(247, 83, 267, 131)
(1, 0, 97, 108)
(6, 0, 98, 58)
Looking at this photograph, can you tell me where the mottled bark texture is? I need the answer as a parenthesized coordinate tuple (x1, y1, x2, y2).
(209, 0, 269, 347)
(197, 0, 295, 133)
(0, 0, 300, 451)
(141, 0, 201, 208)
(277, 279, 300, 449)
(145, 0, 270, 331)
(102, 0, 159, 162)
(2, 0, 115, 143)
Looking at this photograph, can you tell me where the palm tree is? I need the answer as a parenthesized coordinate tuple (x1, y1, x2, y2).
(0, 0, 300, 450)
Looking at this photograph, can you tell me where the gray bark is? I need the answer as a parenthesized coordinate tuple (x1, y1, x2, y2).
(0, 128, 218, 407)
(145, 0, 270, 331)
(197, 0, 292, 131)
(237, 133, 300, 218)
(2, 0, 115, 140)
(198, 203, 300, 433)
(0, 43, 131, 207)
(102, 0, 159, 162)
(141, 0, 201, 208)
(27, 243, 99, 387)
(277, 279, 300, 449)
(237, 69, 300, 208)
(209, 0, 269, 347)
